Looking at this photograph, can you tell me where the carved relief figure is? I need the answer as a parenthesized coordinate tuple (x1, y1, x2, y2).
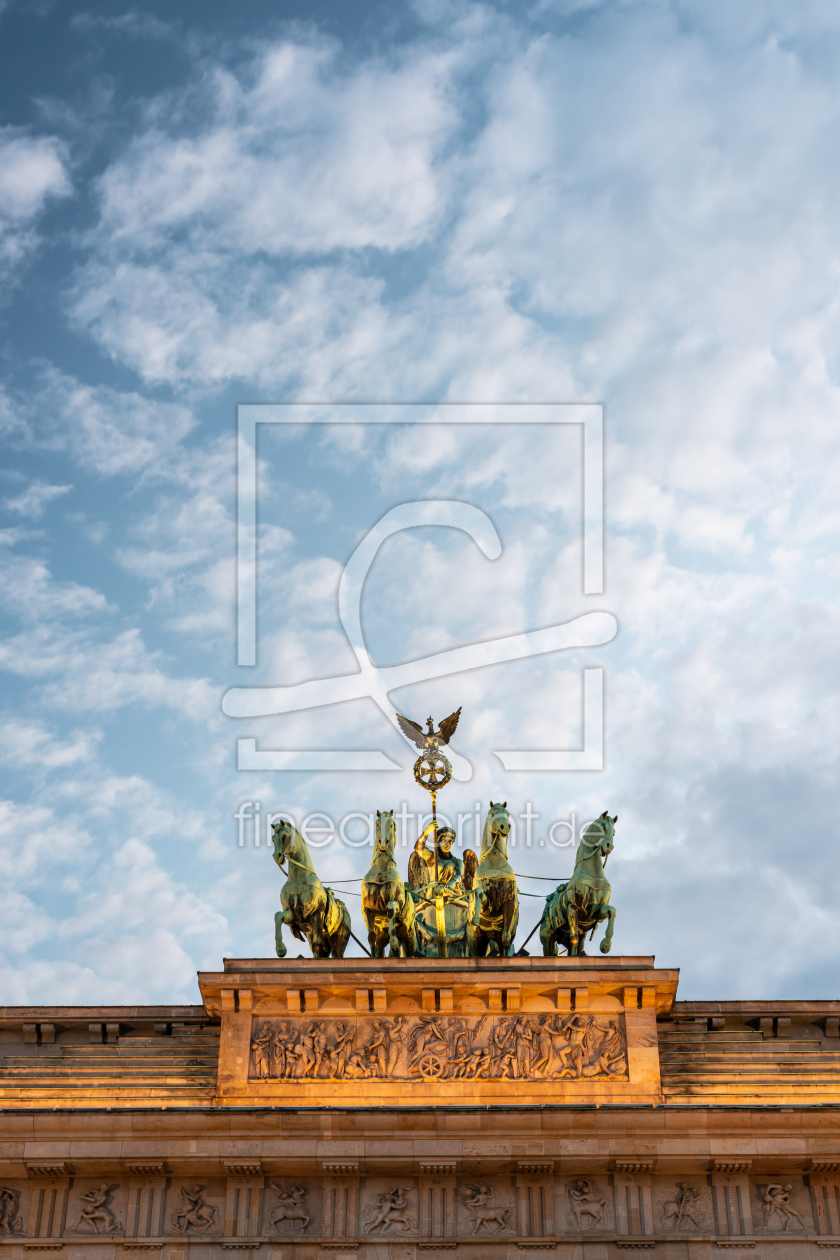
(462, 1184, 512, 1233)
(249, 1011, 627, 1083)
(171, 1185, 217, 1233)
(251, 1025, 273, 1078)
(567, 1180, 607, 1230)
(269, 1184, 310, 1231)
(364, 1189, 417, 1233)
(77, 1184, 120, 1233)
(271, 1022, 293, 1077)
(663, 1183, 702, 1230)
(330, 1020, 355, 1078)
(0, 1188, 22, 1235)
(760, 1183, 806, 1231)
(385, 1016, 409, 1076)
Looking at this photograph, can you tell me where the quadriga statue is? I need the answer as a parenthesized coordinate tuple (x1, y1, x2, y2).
(541, 811, 617, 957)
(271, 819, 351, 959)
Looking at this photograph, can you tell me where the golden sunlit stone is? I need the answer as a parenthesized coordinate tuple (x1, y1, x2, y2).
(0, 954, 837, 1256)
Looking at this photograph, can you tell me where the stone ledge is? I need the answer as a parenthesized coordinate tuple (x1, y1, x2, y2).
(123, 1161, 166, 1177)
(223, 1159, 263, 1176)
(25, 1162, 71, 1178)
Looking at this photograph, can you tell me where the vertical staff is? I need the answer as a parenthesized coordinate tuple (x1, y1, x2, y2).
(431, 789, 439, 884)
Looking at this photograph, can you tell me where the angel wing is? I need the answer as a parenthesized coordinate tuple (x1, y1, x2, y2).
(396, 712, 426, 750)
(436, 706, 462, 745)
(463, 848, 478, 890)
(408, 850, 431, 890)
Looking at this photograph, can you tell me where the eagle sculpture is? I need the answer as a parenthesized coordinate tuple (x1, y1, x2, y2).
(396, 707, 462, 756)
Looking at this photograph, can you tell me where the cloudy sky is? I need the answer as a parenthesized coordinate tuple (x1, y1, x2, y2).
(1, 0, 839, 1004)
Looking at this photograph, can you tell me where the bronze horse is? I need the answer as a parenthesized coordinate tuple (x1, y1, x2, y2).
(271, 819, 351, 959)
(470, 801, 519, 957)
(361, 809, 417, 958)
(541, 812, 617, 956)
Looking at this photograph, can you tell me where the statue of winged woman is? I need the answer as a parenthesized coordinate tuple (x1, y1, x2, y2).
(396, 707, 462, 756)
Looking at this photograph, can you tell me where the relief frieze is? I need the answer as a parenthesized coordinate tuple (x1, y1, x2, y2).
(249, 1011, 627, 1082)
(364, 1187, 417, 1233)
(660, 1182, 705, 1231)
(269, 1182, 311, 1232)
(462, 1183, 513, 1233)
(0, 1188, 22, 1236)
(169, 1184, 219, 1234)
(756, 1181, 810, 1232)
(566, 1179, 609, 1230)
(75, 1183, 121, 1234)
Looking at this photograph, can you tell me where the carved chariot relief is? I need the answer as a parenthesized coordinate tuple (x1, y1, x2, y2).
(249, 1011, 627, 1083)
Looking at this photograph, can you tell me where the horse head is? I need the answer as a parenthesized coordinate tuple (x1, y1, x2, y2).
(271, 817, 295, 870)
(374, 808, 397, 860)
(481, 800, 511, 859)
(579, 810, 617, 860)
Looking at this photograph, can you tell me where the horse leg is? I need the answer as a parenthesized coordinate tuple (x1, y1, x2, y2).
(501, 893, 515, 955)
(540, 921, 556, 957)
(504, 897, 520, 957)
(567, 903, 580, 956)
(396, 905, 417, 959)
(403, 911, 417, 959)
(371, 919, 387, 959)
(387, 900, 402, 958)
(600, 904, 616, 954)
(275, 910, 289, 958)
(309, 908, 325, 958)
(332, 909, 351, 959)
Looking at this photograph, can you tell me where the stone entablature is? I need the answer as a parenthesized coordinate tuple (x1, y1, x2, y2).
(0, 1155, 839, 1253)
(0, 958, 838, 1256)
(200, 956, 673, 1106)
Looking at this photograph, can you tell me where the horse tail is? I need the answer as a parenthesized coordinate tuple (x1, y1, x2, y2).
(332, 897, 351, 960)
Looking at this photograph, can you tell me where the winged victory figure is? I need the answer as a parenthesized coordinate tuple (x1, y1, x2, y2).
(396, 708, 462, 756)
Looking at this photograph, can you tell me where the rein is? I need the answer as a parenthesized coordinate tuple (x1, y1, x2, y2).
(276, 852, 319, 877)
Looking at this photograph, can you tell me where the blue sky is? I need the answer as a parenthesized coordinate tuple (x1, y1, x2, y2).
(2, 0, 840, 1003)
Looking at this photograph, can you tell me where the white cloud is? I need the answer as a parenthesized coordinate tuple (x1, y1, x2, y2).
(91, 39, 455, 255)
(70, 10, 176, 40)
(0, 720, 100, 769)
(4, 480, 72, 519)
(4, 3, 840, 1001)
(0, 127, 70, 279)
(0, 552, 110, 621)
(68, 31, 460, 387)
(34, 369, 197, 475)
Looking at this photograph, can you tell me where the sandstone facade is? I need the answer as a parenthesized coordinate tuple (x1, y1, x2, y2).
(0, 956, 837, 1259)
